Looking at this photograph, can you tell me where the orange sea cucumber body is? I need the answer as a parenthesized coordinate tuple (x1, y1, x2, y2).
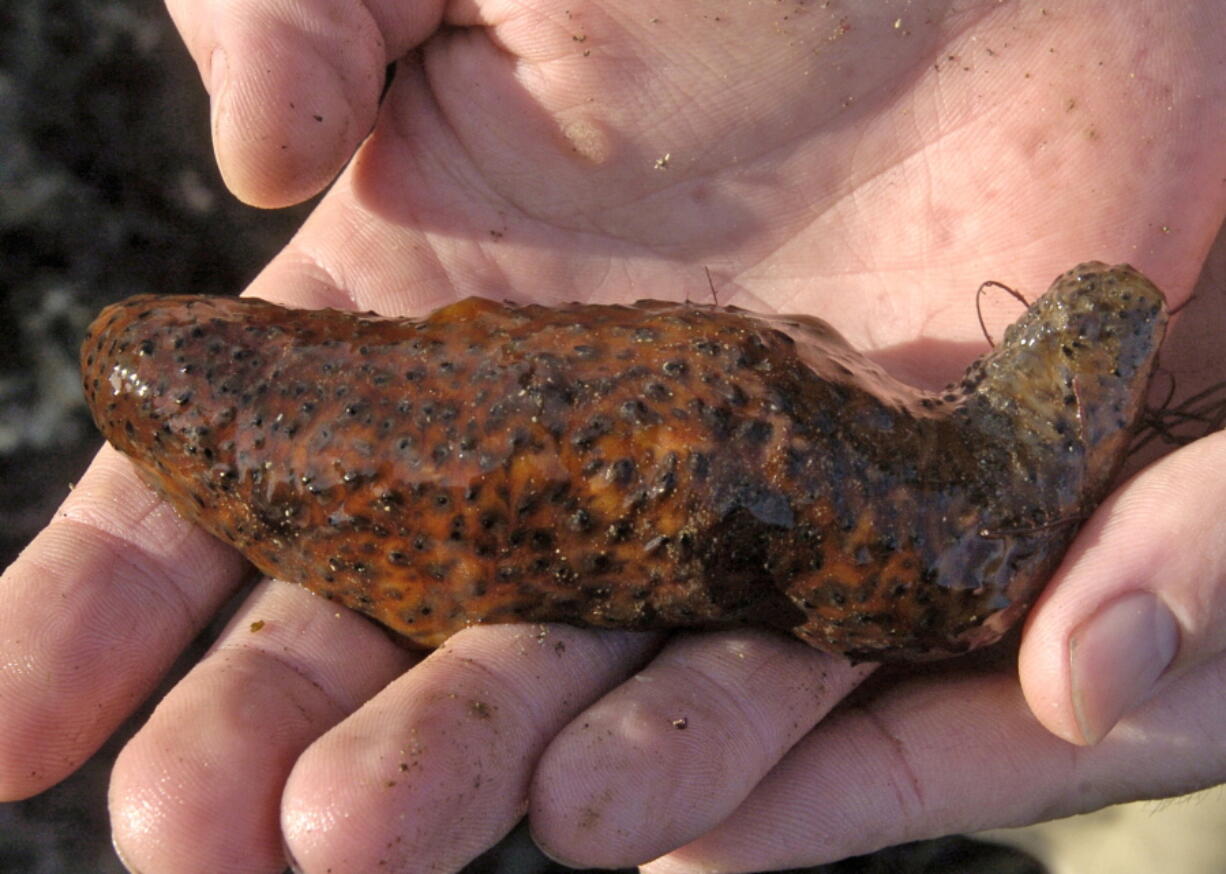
(81, 263, 1166, 660)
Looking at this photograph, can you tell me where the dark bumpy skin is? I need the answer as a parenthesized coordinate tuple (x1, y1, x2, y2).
(80, 262, 1167, 660)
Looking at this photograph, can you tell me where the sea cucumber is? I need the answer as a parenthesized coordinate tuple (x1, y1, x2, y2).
(80, 262, 1167, 660)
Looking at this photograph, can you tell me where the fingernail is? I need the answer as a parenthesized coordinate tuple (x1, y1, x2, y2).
(531, 835, 585, 870)
(110, 836, 139, 873)
(209, 47, 228, 140)
(209, 47, 228, 98)
(282, 834, 307, 874)
(1069, 591, 1178, 745)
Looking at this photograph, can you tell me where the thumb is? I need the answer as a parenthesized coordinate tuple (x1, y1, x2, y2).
(165, 0, 444, 207)
(1019, 430, 1226, 745)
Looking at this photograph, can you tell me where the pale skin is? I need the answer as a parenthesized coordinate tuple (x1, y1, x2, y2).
(2, 0, 1225, 871)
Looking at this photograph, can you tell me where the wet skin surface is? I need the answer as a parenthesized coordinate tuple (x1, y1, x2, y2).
(81, 262, 1166, 661)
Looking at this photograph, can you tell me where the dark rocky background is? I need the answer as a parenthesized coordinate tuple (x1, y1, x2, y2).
(0, 1, 1043, 871)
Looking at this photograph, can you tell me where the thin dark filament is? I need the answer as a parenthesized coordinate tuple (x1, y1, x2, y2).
(1130, 377, 1226, 456)
(976, 280, 1031, 348)
(1168, 291, 1198, 317)
(978, 514, 1086, 540)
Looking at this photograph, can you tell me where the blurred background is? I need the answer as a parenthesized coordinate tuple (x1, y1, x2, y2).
(0, 0, 1058, 871)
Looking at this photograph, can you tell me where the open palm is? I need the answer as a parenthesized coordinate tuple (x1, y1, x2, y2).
(2, 1, 1224, 872)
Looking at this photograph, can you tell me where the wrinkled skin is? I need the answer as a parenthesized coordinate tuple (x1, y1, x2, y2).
(2, 1, 1226, 873)
(82, 264, 1166, 659)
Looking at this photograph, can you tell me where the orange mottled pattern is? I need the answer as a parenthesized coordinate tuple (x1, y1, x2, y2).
(81, 263, 1166, 660)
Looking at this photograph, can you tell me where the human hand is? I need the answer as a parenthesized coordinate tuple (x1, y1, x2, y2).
(2, 1, 1224, 872)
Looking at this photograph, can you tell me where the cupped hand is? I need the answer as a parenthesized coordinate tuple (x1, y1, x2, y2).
(2, 1, 1225, 872)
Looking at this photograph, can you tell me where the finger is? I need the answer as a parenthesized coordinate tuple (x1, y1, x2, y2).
(0, 446, 244, 801)
(281, 624, 660, 873)
(1019, 430, 1226, 745)
(529, 630, 874, 868)
(109, 576, 414, 874)
(163, 0, 446, 207)
(646, 656, 1226, 874)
